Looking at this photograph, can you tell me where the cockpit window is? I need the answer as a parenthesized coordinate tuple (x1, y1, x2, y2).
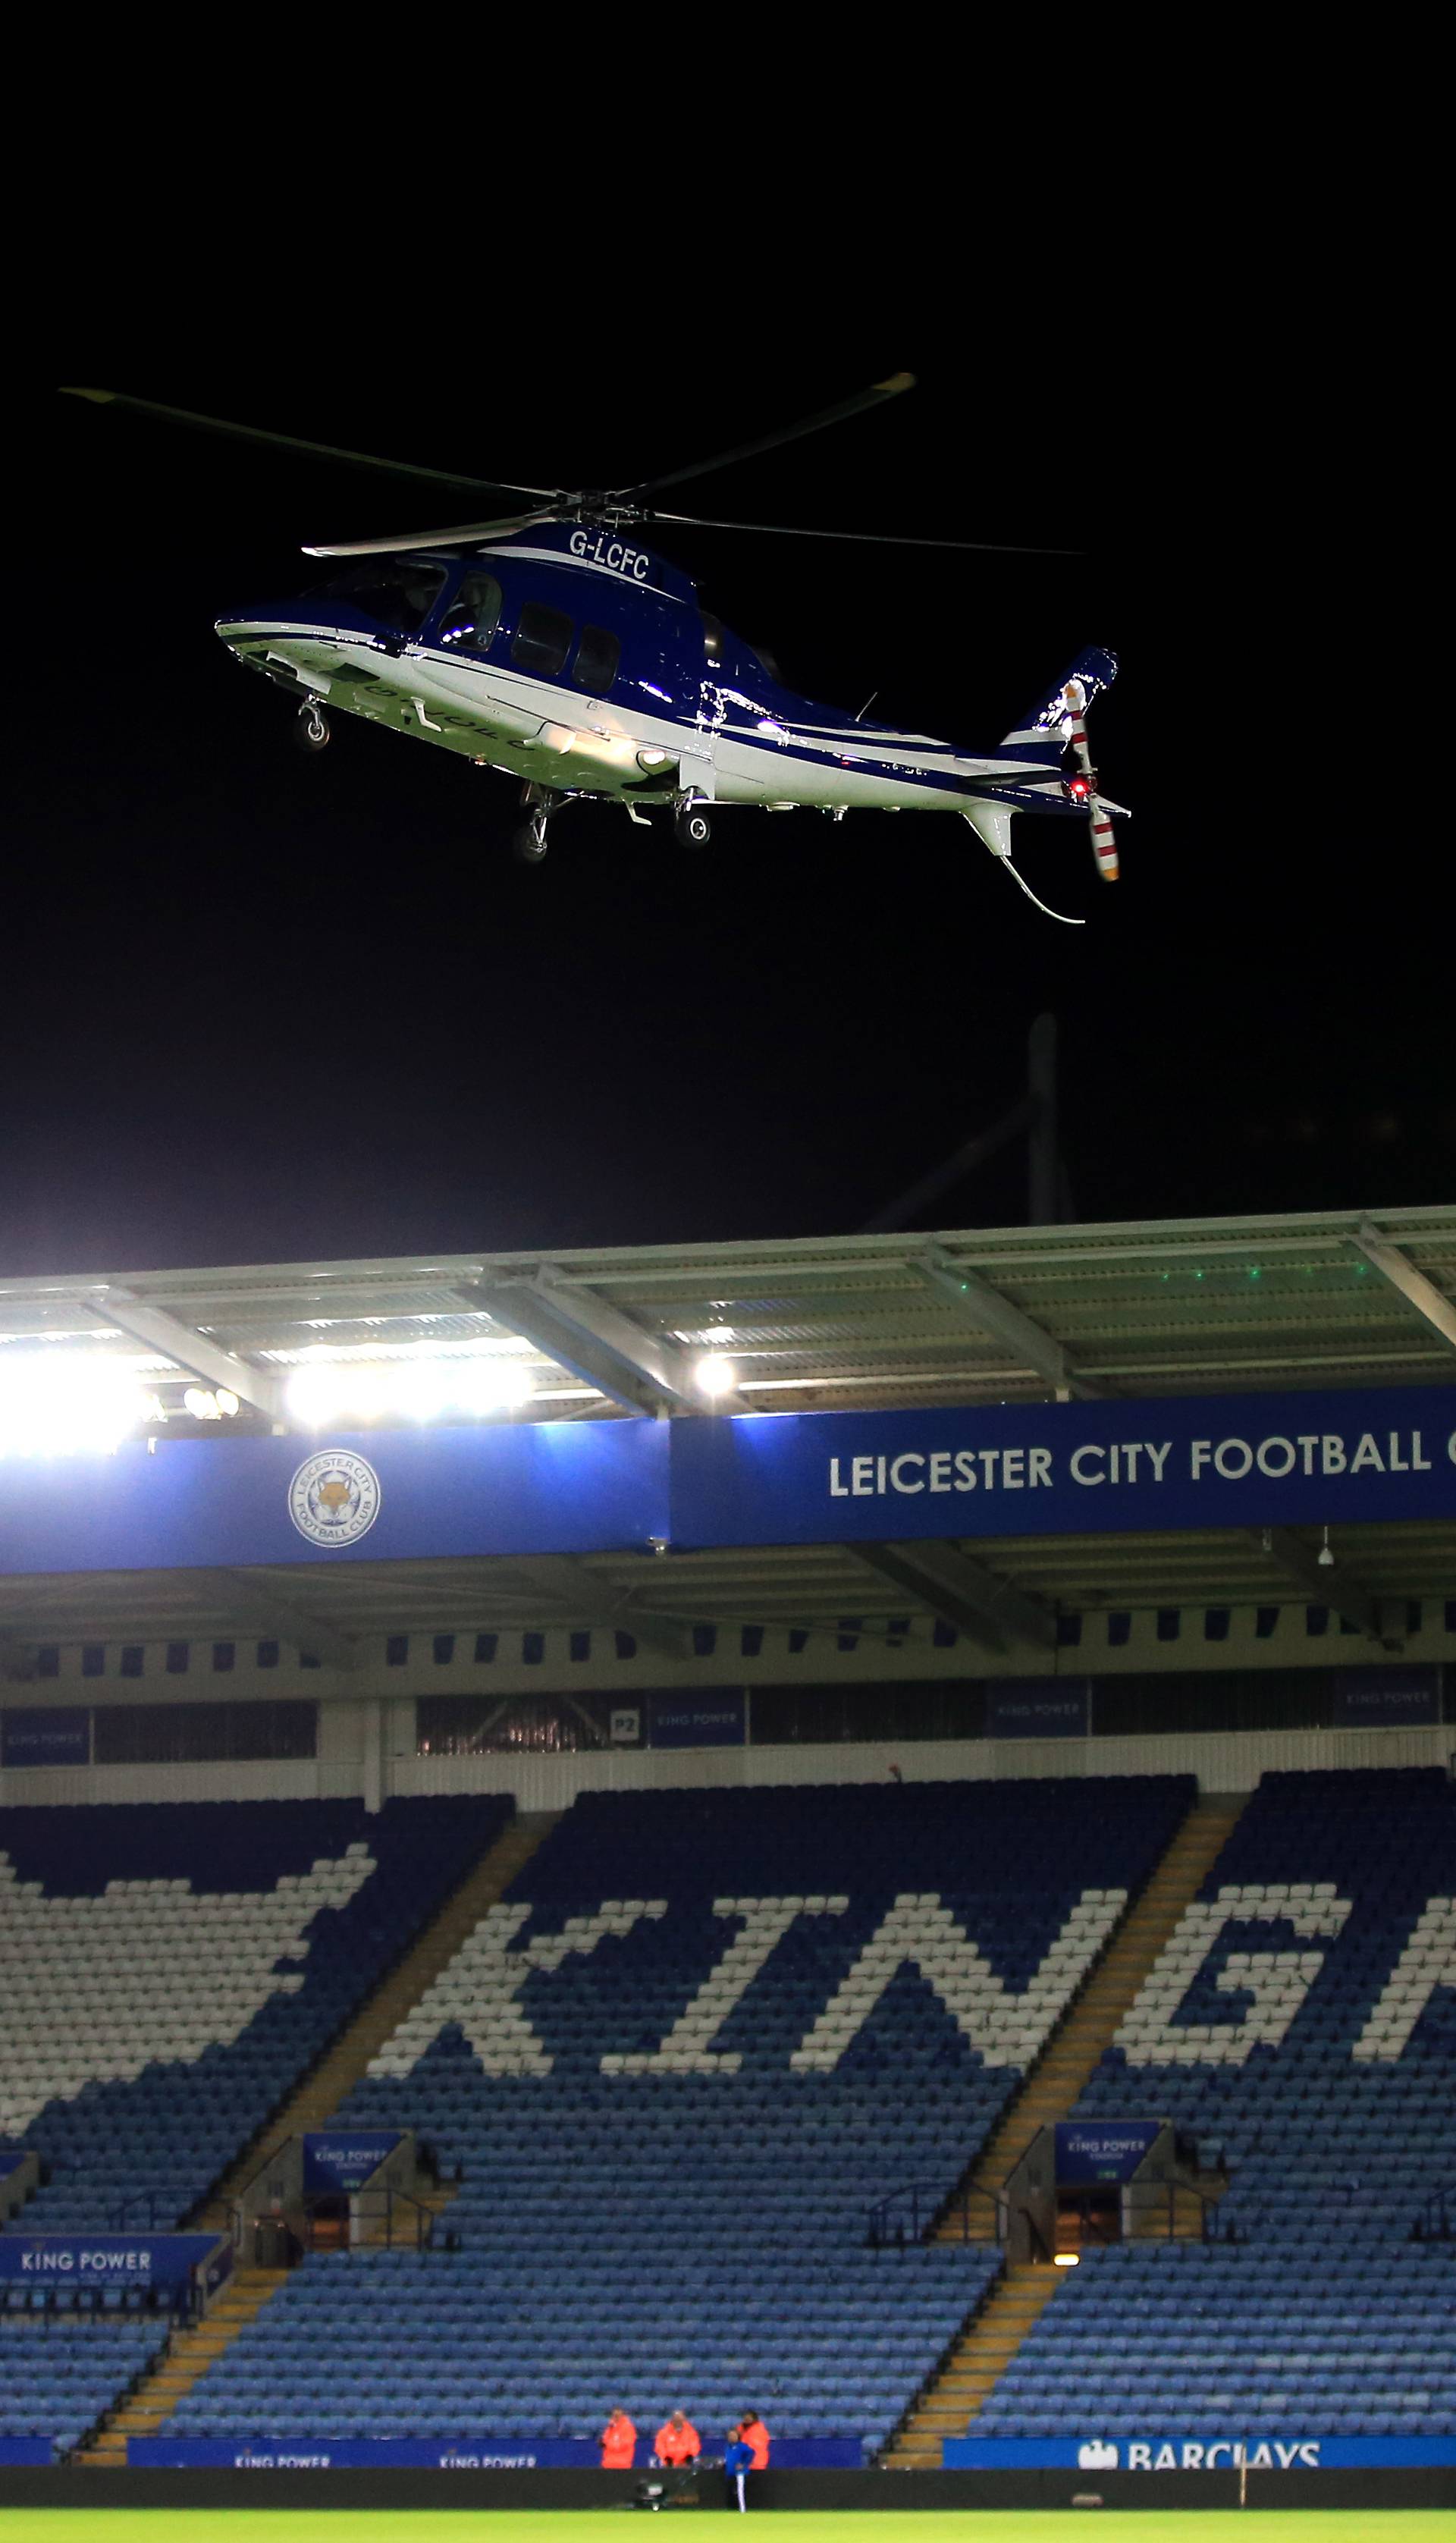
(572, 624, 620, 695)
(320, 561, 447, 633)
(511, 603, 574, 678)
(699, 608, 778, 683)
(437, 571, 504, 655)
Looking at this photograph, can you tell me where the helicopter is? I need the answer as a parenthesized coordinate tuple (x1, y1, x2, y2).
(63, 376, 1125, 909)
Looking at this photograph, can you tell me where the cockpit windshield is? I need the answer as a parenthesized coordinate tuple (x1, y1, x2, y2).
(700, 608, 779, 684)
(317, 560, 448, 633)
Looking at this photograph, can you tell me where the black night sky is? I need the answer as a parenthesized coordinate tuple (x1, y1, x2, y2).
(8, 333, 1444, 1278)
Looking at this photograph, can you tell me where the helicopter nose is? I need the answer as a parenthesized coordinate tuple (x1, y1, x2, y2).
(215, 607, 340, 705)
(215, 604, 306, 649)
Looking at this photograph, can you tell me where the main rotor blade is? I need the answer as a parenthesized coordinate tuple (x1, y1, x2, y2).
(613, 372, 917, 500)
(301, 507, 562, 558)
(648, 509, 1078, 557)
(59, 389, 563, 499)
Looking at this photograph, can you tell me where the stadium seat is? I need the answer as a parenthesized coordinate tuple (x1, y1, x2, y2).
(161, 1775, 1191, 2449)
(971, 1769, 1456, 2442)
(0, 1796, 514, 2234)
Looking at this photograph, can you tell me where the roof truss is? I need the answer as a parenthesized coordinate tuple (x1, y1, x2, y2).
(460, 1268, 743, 1417)
(1348, 1222, 1456, 1355)
(854, 1540, 1059, 1655)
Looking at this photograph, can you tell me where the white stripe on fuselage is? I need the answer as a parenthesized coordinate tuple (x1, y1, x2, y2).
(218, 620, 1034, 810)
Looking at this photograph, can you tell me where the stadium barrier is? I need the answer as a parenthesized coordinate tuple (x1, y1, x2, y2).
(0, 2234, 231, 2313)
(129, 2435, 863, 2469)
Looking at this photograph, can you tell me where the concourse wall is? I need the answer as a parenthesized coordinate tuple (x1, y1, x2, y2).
(0, 1707, 1450, 1812)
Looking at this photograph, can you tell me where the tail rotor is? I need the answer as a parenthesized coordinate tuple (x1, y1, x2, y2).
(1062, 681, 1120, 882)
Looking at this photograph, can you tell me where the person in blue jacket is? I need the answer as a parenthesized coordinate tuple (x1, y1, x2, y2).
(723, 2425, 755, 2512)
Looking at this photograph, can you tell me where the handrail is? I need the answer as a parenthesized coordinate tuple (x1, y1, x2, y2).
(1413, 2184, 1456, 2241)
(229, 2182, 438, 2259)
(107, 2189, 173, 2231)
(1059, 2174, 1224, 2246)
(1019, 2202, 1055, 2265)
(865, 2177, 1007, 2252)
(224, 2139, 293, 2248)
(301, 2182, 436, 2254)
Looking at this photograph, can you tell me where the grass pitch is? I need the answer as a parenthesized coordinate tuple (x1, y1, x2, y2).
(0, 2516, 1451, 2541)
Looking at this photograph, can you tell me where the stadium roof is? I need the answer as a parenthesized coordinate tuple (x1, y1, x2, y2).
(1, 1203, 1454, 1666)
(2, 1201, 1454, 1417)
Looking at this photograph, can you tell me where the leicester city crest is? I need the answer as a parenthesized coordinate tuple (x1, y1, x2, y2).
(288, 1449, 381, 1548)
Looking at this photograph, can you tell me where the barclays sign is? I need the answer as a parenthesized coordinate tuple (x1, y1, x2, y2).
(945, 2435, 1456, 2469)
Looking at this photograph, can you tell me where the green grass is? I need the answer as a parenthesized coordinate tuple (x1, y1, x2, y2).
(0, 2516, 1451, 2541)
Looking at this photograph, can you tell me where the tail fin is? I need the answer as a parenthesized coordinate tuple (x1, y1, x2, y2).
(995, 645, 1117, 768)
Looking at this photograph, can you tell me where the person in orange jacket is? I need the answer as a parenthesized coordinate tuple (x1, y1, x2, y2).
(737, 2411, 770, 2471)
(654, 2410, 701, 2466)
(600, 2406, 636, 2469)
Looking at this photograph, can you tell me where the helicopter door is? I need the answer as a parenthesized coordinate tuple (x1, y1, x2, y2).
(698, 612, 729, 733)
(673, 607, 722, 799)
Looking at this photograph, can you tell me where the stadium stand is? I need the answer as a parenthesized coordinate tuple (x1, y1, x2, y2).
(968, 1767, 1456, 2441)
(160, 1775, 1194, 2457)
(0, 2312, 168, 2459)
(0, 1796, 514, 2234)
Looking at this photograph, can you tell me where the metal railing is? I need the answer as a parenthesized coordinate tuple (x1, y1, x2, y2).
(228, 2180, 438, 2261)
(106, 2189, 174, 2231)
(1059, 2176, 1222, 2246)
(300, 2183, 436, 2254)
(865, 2177, 1008, 2252)
(1413, 2184, 1456, 2242)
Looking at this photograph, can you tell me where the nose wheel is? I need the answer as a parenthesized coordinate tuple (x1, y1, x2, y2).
(294, 700, 331, 752)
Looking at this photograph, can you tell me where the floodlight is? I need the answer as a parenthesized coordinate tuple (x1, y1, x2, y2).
(695, 1354, 738, 1398)
(0, 1354, 150, 1458)
(284, 1366, 347, 1428)
(284, 1355, 534, 1428)
(184, 1386, 228, 1420)
(461, 1360, 535, 1412)
(215, 1389, 240, 1419)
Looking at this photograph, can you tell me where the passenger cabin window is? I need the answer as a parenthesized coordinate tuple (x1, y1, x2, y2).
(572, 624, 620, 695)
(511, 603, 573, 677)
(320, 561, 447, 633)
(437, 572, 503, 654)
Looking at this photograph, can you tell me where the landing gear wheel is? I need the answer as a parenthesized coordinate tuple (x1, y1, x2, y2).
(295, 702, 331, 752)
(674, 805, 711, 849)
(511, 817, 550, 865)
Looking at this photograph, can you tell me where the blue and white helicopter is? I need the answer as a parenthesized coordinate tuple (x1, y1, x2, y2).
(65, 376, 1125, 909)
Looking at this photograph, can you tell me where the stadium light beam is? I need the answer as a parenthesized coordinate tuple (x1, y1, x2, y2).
(0, 1355, 151, 1458)
(284, 1358, 535, 1430)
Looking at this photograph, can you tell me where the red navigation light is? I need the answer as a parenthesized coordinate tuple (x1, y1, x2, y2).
(1068, 775, 1090, 800)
